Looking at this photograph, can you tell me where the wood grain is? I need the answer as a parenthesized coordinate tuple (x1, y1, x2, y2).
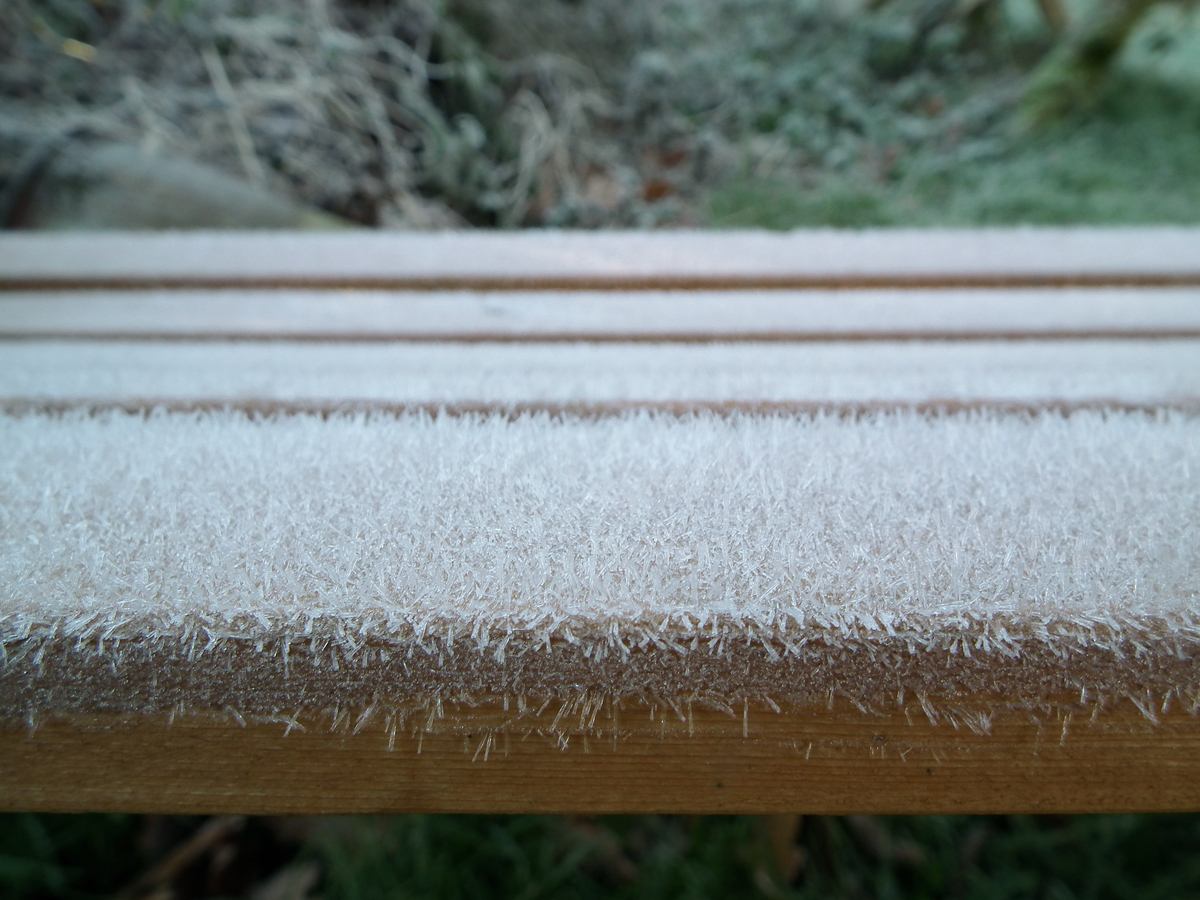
(3, 699, 1198, 815)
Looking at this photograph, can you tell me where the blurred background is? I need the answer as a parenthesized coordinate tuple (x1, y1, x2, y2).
(2, 0, 1200, 230)
(5, 812, 1200, 899)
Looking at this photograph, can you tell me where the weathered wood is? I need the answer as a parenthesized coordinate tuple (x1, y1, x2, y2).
(2, 229, 1199, 290)
(2, 699, 1197, 815)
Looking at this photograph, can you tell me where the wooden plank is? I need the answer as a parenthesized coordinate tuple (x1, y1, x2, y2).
(3, 287, 1200, 341)
(3, 699, 1198, 815)
(2, 229, 1199, 290)
(4, 339, 1200, 410)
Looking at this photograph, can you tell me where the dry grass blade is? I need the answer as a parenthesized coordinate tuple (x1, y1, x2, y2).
(4, 0, 1106, 230)
(0, 0, 608, 227)
(202, 44, 266, 184)
(116, 815, 247, 900)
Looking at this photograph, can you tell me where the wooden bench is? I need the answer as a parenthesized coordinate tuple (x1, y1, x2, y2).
(2, 228, 1199, 815)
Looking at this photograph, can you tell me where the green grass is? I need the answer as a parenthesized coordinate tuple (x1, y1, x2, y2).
(6, 813, 1200, 899)
(0, 814, 140, 899)
(308, 815, 1200, 900)
(707, 72, 1200, 228)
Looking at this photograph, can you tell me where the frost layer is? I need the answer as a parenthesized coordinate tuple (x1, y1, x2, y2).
(2, 409, 1198, 718)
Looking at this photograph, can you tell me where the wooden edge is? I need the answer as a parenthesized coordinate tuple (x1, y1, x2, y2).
(11, 333, 1200, 344)
(2, 229, 1199, 289)
(6, 275, 1200, 293)
(4, 287, 1200, 342)
(8, 332, 1200, 345)
(3, 698, 1198, 814)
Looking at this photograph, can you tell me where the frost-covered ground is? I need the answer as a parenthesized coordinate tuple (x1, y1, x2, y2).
(3, 0, 1200, 228)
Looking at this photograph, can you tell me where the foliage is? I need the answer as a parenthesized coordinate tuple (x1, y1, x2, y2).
(710, 64, 1200, 228)
(0, 814, 140, 900)
(2, 0, 1200, 228)
(5, 0, 1197, 229)
(307, 814, 1200, 900)
(5, 813, 1200, 899)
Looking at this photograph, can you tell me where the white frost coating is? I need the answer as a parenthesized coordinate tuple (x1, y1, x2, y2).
(1, 409, 1197, 651)
(3, 228, 1199, 281)
(4, 288, 1200, 338)
(3, 340, 1200, 407)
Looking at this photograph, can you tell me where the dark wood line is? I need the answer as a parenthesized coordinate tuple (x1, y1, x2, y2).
(5, 330, 1200, 344)
(5, 398, 1198, 419)
(5, 273, 1200, 292)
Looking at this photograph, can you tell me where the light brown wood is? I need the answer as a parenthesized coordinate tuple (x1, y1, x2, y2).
(3, 699, 1198, 815)
(2, 229, 1199, 290)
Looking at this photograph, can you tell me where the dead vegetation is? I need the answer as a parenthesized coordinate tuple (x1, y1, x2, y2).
(1, 0, 630, 227)
(0, 0, 1194, 228)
